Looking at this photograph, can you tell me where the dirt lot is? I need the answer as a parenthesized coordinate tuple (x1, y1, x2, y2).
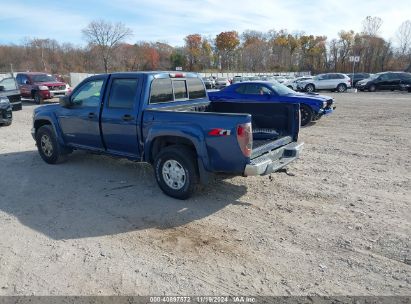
(0, 92, 410, 296)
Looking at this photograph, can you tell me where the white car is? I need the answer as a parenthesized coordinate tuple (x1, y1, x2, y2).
(297, 73, 351, 93)
(214, 78, 230, 89)
(284, 76, 313, 91)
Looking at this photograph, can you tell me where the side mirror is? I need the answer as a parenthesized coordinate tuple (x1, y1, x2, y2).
(0, 86, 4, 91)
(59, 95, 72, 108)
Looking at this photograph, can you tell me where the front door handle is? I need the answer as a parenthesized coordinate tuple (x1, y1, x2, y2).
(88, 112, 96, 119)
(122, 114, 134, 121)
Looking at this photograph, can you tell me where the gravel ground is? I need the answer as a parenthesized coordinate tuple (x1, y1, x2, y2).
(0, 92, 410, 296)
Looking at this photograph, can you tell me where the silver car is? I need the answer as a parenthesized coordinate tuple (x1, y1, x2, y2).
(284, 76, 313, 91)
(297, 73, 351, 93)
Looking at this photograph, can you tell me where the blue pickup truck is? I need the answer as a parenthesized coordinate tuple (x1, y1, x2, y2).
(208, 81, 335, 126)
(32, 72, 303, 199)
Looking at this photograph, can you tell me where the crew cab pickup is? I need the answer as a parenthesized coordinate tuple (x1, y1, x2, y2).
(32, 72, 303, 199)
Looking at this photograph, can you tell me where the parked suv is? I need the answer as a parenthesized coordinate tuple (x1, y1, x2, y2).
(356, 72, 411, 92)
(346, 73, 371, 87)
(16, 72, 70, 104)
(0, 76, 22, 110)
(298, 73, 351, 93)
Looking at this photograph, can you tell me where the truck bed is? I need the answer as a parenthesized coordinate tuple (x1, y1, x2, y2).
(150, 100, 299, 161)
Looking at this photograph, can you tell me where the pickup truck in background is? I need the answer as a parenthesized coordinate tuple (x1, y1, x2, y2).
(16, 72, 70, 104)
(32, 72, 303, 199)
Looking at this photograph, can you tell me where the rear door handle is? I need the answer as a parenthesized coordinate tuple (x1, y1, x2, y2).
(122, 114, 134, 121)
(88, 112, 96, 119)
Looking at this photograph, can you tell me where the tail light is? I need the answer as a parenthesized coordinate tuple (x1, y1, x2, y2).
(237, 122, 252, 157)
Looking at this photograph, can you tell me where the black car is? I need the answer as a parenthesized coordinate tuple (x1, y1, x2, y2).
(346, 73, 371, 87)
(356, 72, 411, 92)
(0, 77, 22, 110)
(0, 97, 13, 126)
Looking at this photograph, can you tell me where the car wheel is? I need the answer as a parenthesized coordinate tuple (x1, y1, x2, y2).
(35, 125, 68, 164)
(368, 84, 376, 92)
(287, 85, 293, 89)
(34, 92, 44, 104)
(1, 121, 12, 126)
(336, 84, 347, 93)
(300, 105, 313, 126)
(305, 84, 315, 92)
(154, 145, 199, 200)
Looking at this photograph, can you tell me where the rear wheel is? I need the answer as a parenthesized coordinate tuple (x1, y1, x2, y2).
(300, 105, 313, 126)
(34, 92, 44, 104)
(154, 145, 199, 199)
(305, 84, 315, 92)
(35, 125, 68, 164)
(336, 83, 347, 93)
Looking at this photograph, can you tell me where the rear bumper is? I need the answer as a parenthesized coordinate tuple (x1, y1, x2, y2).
(244, 142, 304, 176)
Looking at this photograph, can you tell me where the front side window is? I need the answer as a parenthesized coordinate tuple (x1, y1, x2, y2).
(108, 78, 138, 109)
(71, 79, 104, 107)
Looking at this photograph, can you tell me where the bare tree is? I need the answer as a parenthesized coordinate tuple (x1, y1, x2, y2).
(362, 16, 383, 36)
(396, 20, 411, 55)
(82, 20, 133, 73)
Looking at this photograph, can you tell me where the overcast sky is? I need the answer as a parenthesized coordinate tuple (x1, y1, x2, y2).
(1, 0, 410, 46)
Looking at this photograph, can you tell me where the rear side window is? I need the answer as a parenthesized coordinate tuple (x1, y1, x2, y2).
(173, 80, 188, 100)
(108, 78, 138, 109)
(150, 79, 173, 103)
(187, 78, 206, 99)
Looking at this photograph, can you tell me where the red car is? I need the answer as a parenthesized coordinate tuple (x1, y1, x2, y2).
(16, 72, 71, 104)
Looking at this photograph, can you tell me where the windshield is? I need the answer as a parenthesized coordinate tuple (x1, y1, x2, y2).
(268, 81, 296, 96)
(31, 74, 57, 83)
(369, 74, 380, 79)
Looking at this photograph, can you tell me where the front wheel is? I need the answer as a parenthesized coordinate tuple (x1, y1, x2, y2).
(154, 145, 199, 200)
(305, 84, 315, 92)
(368, 84, 376, 92)
(300, 105, 313, 126)
(34, 92, 44, 104)
(35, 125, 68, 164)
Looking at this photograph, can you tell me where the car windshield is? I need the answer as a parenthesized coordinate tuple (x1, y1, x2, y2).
(31, 74, 57, 82)
(369, 74, 380, 79)
(268, 81, 296, 96)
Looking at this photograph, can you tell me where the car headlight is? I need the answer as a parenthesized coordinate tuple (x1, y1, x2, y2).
(38, 85, 49, 90)
(0, 97, 9, 104)
(323, 101, 327, 108)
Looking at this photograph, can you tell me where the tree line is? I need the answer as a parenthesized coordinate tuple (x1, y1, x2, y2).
(0, 16, 410, 76)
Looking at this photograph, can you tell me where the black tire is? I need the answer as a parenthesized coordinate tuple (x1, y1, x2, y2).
(300, 105, 313, 126)
(336, 83, 347, 93)
(368, 84, 376, 92)
(35, 125, 68, 164)
(154, 145, 199, 200)
(34, 92, 44, 104)
(305, 84, 315, 92)
(1, 121, 12, 126)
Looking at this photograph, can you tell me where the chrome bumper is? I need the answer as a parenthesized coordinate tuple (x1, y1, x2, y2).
(244, 142, 304, 176)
